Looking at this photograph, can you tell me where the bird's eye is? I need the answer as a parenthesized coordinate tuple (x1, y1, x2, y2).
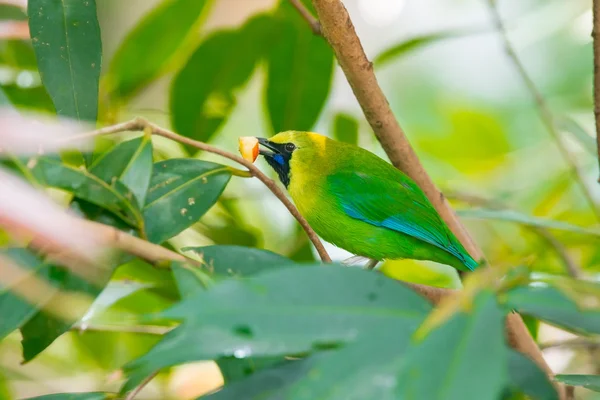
(284, 143, 296, 153)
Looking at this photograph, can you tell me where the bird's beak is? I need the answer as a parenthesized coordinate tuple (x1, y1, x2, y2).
(257, 137, 280, 157)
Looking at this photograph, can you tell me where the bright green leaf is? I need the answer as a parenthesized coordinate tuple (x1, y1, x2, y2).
(555, 374, 600, 392)
(20, 261, 115, 362)
(0, 249, 55, 341)
(170, 14, 272, 148)
(143, 159, 231, 243)
(28, 0, 101, 123)
(504, 285, 600, 335)
(395, 292, 508, 400)
(374, 30, 480, 67)
(122, 266, 431, 392)
(458, 209, 600, 236)
(31, 157, 142, 228)
(90, 136, 154, 207)
(264, 2, 334, 133)
(506, 351, 558, 400)
(106, 0, 213, 101)
(332, 113, 359, 145)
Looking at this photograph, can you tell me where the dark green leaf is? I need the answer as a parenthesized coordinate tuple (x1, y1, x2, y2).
(264, 2, 334, 133)
(28, 0, 101, 122)
(170, 15, 272, 148)
(182, 245, 293, 277)
(506, 351, 558, 400)
(0, 249, 54, 340)
(332, 113, 359, 145)
(374, 30, 480, 67)
(557, 117, 596, 154)
(122, 266, 431, 392)
(106, 0, 212, 100)
(555, 374, 600, 392)
(204, 357, 319, 399)
(31, 157, 142, 228)
(20, 261, 115, 362)
(143, 159, 231, 243)
(23, 393, 111, 400)
(505, 285, 600, 335)
(174, 246, 292, 298)
(457, 209, 600, 236)
(216, 356, 285, 385)
(395, 292, 508, 400)
(89, 136, 154, 207)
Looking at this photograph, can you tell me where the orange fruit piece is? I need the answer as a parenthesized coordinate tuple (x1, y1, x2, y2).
(238, 136, 259, 163)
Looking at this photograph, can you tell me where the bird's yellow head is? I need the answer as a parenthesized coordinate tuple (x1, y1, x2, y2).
(257, 131, 330, 187)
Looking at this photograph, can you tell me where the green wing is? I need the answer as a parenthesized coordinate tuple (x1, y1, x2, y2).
(327, 171, 477, 270)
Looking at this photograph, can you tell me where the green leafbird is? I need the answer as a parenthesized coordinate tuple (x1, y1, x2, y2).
(256, 131, 479, 272)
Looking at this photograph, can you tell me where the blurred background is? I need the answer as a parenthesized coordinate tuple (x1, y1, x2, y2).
(1, 0, 599, 398)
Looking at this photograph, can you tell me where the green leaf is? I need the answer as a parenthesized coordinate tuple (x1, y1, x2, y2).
(170, 15, 272, 148)
(89, 136, 154, 207)
(143, 159, 231, 243)
(264, 2, 334, 133)
(504, 285, 600, 335)
(373, 30, 479, 67)
(216, 356, 286, 385)
(0, 249, 55, 340)
(457, 209, 600, 236)
(106, 0, 213, 101)
(23, 393, 111, 400)
(332, 113, 359, 145)
(557, 117, 596, 154)
(395, 292, 508, 400)
(182, 245, 293, 277)
(28, 0, 101, 121)
(506, 351, 558, 400)
(555, 374, 600, 392)
(31, 157, 142, 228)
(174, 246, 292, 298)
(204, 357, 319, 399)
(122, 265, 431, 392)
(20, 261, 115, 362)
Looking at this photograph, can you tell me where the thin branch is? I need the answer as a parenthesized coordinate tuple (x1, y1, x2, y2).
(593, 0, 600, 182)
(540, 337, 600, 350)
(73, 323, 171, 335)
(289, 0, 321, 35)
(65, 118, 332, 263)
(487, 0, 600, 220)
(309, 0, 562, 397)
(447, 192, 581, 278)
(125, 371, 158, 400)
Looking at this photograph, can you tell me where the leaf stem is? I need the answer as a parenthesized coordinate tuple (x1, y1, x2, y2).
(288, 0, 321, 35)
(487, 0, 600, 221)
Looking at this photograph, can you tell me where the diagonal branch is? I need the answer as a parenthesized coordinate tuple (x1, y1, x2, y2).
(308, 0, 563, 397)
(487, 0, 600, 220)
(62, 117, 332, 263)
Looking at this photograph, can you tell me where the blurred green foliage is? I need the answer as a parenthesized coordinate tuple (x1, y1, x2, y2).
(0, 0, 599, 399)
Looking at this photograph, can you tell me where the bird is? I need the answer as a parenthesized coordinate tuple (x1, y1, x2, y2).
(256, 131, 479, 272)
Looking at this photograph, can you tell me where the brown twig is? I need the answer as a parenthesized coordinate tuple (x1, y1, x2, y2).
(65, 117, 332, 263)
(594, 0, 600, 182)
(487, 0, 600, 220)
(540, 337, 600, 350)
(308, 0, 562, 397)
(288, 0, 321, 35)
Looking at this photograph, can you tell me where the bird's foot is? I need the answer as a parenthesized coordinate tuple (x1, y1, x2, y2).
(366, 259, 380, 270)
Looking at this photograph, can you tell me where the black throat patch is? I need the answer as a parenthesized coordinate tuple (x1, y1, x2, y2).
(262, 142, 296, 188)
